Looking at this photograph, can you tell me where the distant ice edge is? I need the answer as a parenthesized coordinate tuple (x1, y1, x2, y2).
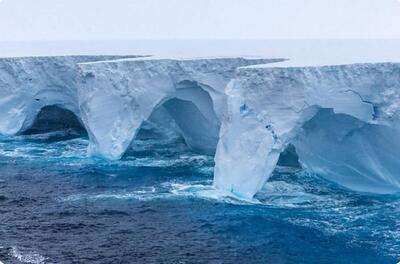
(1, 56, 399, 198)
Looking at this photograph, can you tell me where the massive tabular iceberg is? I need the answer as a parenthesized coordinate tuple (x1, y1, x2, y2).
(1, 55, 399, 199)
(214, 62, 400, 198)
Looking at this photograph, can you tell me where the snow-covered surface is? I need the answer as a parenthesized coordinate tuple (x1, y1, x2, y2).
(214, 62, 400, 198)
(244, 59, 400, 68)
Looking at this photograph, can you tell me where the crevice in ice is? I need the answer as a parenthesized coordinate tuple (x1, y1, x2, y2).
(339, 89, 378, 120)
(20, 105, 87, 137)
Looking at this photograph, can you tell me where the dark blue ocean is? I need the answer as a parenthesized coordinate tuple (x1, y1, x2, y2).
(0, 129, 399, 264)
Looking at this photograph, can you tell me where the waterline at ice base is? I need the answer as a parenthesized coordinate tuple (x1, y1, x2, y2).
(2, 56, 400, 198)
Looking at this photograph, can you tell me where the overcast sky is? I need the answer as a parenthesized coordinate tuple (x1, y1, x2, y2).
(1, 0, 400, 41)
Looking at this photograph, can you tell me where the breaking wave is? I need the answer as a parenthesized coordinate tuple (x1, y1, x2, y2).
(9, 246, 49, 264)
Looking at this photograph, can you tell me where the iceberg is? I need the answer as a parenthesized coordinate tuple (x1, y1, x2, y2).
(214, 62, 400, 198)
(77, 57, 279, 159)
(1, 55, 399, 199)
(0, 56, 137, 135)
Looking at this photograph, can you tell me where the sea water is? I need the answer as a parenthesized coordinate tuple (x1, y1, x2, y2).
(0, 130, 399, 263)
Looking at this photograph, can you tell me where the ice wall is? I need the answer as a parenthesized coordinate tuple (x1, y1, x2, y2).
(78, 57, 279, 159)
(214, 63, 400, 198)
(0, 56, 136, 135)
(2, 55, 399, 198)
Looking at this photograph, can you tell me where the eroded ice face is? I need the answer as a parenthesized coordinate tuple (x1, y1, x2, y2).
(214, 62, 400, 198)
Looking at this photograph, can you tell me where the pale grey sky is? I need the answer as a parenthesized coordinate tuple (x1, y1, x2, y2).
(1, 0, 400, 41)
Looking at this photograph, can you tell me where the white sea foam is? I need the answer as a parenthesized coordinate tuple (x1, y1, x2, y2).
(0, 245, 3, 264)
(61, 180, 261, 205)
(255, 181, 330, 208)
(60, 187, 163, 202)
(167, 182, 261, 205)
(9, 246, 49, 264)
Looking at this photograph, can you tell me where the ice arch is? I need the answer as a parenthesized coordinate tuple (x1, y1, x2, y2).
(21, 105, 87, 136)
(0, 56, 135, 135)
(125, 85, 220, 156)
(161, 82, 220, 154)
(0, 92, 78, 136)
(78, 57, 277, 159)
(81, 78, 222, 159)
(214, 62, 400, 198)
(293, 109, 400, 194)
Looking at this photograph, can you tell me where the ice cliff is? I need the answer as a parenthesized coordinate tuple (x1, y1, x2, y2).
(0, 56, 137, 135)
(1, 55, 399, 199)
(78, 57, 278, 160)
(214, 62, 400, 198)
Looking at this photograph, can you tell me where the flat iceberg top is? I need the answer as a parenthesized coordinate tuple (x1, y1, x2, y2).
(78, 57, 283, 85)
(78, 56, 281, 67)
(241, 59, 400, 69)
(0, 55, 141, 63)
(2, 40, 400, 60)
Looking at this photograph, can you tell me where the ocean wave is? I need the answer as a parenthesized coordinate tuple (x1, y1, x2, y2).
(60, 186, 166, 202)
(60, 180, 288, 206)
(255, 180, 334, 208)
